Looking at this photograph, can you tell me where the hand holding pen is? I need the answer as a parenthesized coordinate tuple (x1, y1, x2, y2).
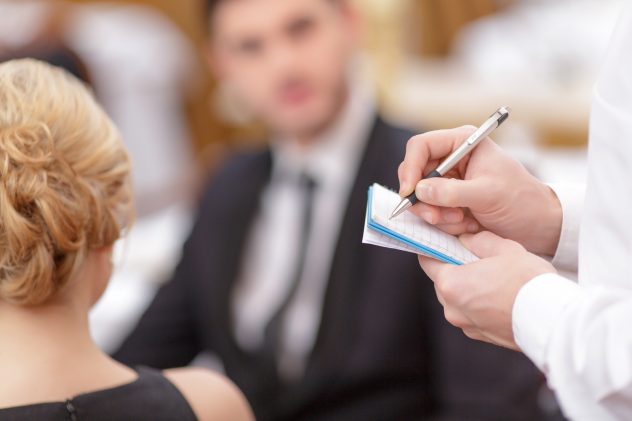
(395, 107, 563, 257)
(391, 107, 510, 219)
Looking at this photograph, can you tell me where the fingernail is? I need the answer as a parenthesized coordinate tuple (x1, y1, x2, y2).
(467, 222, 479, 232)
(444, 210, 461, 223)
(400, 181, 412, 196)
(416, 183, 433, 201)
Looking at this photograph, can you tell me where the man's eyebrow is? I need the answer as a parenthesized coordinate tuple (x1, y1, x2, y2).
(285, 14, 315, 33)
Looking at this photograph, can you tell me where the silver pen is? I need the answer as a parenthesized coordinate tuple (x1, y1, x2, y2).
(389, 106, 511, 220)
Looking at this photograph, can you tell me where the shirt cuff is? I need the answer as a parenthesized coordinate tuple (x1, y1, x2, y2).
(547, 183, 585, 272)
(512, 273, 585, 371)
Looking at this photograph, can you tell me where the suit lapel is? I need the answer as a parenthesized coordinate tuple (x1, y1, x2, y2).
(302, 116, 398, 384)
(210, 150, 273, 355)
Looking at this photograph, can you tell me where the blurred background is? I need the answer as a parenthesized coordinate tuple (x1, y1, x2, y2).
(0, 0, 622, 352)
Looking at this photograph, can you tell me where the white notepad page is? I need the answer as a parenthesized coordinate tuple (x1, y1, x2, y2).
(363, 183, 478, 264)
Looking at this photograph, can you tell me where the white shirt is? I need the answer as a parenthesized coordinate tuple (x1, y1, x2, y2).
(512, 5, 632, 420)
(231, 79, 375, 380)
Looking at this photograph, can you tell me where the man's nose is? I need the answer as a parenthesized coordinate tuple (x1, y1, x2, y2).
(266, 41, 301, 74)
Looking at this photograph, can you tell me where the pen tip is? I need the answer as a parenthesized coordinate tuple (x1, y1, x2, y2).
(390, 198, 410, 220)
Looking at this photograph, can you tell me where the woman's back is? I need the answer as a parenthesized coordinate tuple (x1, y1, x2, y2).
(0, 367, 196, 421)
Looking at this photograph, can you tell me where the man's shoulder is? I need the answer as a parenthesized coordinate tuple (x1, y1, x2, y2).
(376, 116, 416, 143)
(213, 147, 272, 182)
(365, 116, 419, 178)
(371, 116, 417, 154)
(197, 146, 272, 212)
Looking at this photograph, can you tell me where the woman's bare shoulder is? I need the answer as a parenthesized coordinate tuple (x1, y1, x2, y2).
(164, 367, 254, 421)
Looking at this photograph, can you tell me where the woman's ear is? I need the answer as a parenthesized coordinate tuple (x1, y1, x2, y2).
(90, 244, 115, 305)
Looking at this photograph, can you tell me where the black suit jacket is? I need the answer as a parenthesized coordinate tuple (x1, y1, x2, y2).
(116, 117, 557, 421)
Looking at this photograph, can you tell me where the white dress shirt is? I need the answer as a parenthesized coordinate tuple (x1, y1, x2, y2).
(512, 5, 632, 420)
(231, 79, 376, 379)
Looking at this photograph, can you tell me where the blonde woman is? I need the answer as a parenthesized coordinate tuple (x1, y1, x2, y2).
(0, 59, 253, 421)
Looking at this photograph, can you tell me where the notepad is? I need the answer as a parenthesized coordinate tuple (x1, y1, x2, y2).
(363, 183, 478, 265)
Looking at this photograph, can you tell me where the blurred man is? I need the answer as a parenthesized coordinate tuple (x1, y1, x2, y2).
(116, 1, 556, 419)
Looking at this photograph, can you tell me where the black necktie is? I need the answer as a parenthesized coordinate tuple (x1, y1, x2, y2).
(262, 172, 317, 367)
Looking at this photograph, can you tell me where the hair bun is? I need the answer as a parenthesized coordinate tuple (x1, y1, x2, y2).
(0, 59, 132, 306)
(0, 121, 90, 305)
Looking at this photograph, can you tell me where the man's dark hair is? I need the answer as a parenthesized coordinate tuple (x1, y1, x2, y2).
(205, 0, 222, 17)
(205, 0, 339, 19)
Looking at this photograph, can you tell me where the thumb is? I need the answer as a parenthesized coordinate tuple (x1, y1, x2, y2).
(459, 231, 522, 258)
(415, 177, 491, 209)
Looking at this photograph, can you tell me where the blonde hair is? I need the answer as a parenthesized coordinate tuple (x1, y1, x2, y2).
(0, 59, 133, 306)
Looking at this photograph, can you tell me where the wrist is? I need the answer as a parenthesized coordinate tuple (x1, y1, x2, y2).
(530, 184, 563, 256)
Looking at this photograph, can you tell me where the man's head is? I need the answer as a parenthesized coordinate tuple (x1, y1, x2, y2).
(207, 0, 359, 141)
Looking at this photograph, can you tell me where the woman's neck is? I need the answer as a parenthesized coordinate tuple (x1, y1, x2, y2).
(0, 298, 100, 371)
(0, 295, 137, 408)
(0, 250, 138, 408)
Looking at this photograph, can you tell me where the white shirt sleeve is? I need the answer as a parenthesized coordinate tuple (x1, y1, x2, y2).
(547, 183, 585, 273)
(511, 4, 632, 420)
(513, 275, 632, 420)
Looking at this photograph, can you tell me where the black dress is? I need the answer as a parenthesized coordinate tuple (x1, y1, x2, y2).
(0, 367, 197, 420)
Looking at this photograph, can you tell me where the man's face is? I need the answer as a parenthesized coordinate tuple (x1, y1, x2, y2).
(210, 0, 357, 138)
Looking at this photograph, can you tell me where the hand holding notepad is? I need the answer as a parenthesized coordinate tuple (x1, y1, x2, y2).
(363, 183, 478, 265)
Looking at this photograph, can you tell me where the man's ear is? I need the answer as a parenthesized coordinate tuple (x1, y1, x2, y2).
(206, 42, 227, 80)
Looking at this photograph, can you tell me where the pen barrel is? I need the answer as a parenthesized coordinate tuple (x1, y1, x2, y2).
(435, 118, 500, 175)
(395, 107, 509, 217)
(424, 169, 442, 179)
(407, 169, 441, 205)
(434, 140, 471, 175)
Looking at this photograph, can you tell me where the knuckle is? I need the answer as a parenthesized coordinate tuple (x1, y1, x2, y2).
(476, 230, 496, 243)
(405, 134, 422, 153)
(436, 278, 457, 302)
(444, 309, 463, 328)
(463, 329, 479, 340)
(458, 124, 477, 135)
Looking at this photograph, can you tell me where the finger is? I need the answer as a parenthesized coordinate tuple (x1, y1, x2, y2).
(409, 203, 465, 225)
(398, 126, 476, 196)
(418, 255, 450, 282)
(415, 176, 493, 210)
(444, 308, 470, 329)
(459, 231, 523, 258)
(463, 329, 488, 343)
(433, 217, 480, 236)
(433, 284, 446, 307)
(408, 202, 443, 225)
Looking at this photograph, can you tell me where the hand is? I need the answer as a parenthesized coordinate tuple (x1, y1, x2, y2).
(420, 231, 556, 350)
(398, 126, 562, 256)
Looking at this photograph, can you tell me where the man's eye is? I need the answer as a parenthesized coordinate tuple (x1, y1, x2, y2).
(288, 17, 315, 39)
